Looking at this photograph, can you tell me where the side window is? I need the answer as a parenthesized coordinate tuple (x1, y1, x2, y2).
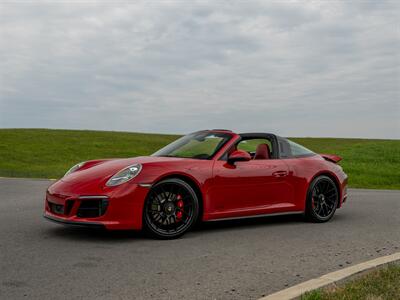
(287, 140, 315, 156)
(278, 137, 315, 158)
(237, 138, 272, 158)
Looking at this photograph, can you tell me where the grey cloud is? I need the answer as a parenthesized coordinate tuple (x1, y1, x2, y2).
(0, 0, 399, 138)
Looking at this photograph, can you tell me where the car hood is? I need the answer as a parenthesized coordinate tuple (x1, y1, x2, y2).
(60, 156, 192, 185)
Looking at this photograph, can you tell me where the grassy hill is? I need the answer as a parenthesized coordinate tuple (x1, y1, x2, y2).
(0, 129, 399, 189)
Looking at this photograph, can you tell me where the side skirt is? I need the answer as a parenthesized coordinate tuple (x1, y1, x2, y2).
(205, 211, 304, 222)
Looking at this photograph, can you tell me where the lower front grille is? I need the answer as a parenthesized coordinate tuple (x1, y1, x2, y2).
(77, 199, 109, 218)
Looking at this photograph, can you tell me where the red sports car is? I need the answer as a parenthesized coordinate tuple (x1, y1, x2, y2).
(44, 130, 348, 239)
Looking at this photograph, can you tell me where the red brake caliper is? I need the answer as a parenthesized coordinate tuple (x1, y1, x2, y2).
(176, 194, 184, 221)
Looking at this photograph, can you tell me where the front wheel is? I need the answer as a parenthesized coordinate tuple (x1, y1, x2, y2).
(143, 178, 199, 239)
(305, 175, 339, 222)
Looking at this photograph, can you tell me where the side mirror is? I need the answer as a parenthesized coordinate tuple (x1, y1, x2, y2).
(227, 150, 251, 165)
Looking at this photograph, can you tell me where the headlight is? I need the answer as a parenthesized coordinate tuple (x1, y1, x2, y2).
(106, 164, 142, 187)
(64, 162, 86, 177)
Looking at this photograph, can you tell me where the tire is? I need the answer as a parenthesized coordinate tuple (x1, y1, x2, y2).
(305, 175, 339, 223)
(143, 178, 199, 239)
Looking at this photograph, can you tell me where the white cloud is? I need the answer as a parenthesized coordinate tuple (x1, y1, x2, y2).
(0, 0, 399, 138)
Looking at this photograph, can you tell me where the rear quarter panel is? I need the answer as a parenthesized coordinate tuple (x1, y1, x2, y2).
(283, 155, 347, 211)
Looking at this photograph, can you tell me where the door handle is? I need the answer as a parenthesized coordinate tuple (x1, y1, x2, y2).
(272, 171, 288, 177)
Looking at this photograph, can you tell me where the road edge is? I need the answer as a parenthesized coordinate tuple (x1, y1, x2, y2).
(259, 252, 400, 300)
(0, 176, 57, 181)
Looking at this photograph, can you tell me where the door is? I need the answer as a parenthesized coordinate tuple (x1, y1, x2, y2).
(207, 138, 295, 219)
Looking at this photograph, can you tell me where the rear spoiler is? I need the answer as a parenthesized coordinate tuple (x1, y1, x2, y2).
(320, 154, 342, 164)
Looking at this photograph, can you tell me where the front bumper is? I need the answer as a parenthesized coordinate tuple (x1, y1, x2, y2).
(44, 180, 151, 230)
(43, 214, 105, 229)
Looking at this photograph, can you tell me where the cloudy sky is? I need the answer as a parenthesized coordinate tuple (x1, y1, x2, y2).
(0, 1, 399, 138)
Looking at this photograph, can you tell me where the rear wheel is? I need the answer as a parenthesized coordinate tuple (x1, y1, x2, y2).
(306, 175, 339, 222)
(143, 178, 199, 239)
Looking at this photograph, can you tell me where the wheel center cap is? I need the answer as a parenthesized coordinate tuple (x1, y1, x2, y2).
(164, 203, 175, 215)
(319, 194, 325, 203)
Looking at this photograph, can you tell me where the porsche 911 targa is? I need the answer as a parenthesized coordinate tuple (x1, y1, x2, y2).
(44, 130, 348, 239)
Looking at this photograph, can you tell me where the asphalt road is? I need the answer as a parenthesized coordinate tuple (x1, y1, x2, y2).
(0, 178, 399, 300)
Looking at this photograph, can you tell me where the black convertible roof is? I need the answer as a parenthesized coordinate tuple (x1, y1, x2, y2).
(201, 129, 282, 140)
(239, 132, 277, 137)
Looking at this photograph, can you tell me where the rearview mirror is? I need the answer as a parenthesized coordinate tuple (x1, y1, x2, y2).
(227, 150, 251, 165)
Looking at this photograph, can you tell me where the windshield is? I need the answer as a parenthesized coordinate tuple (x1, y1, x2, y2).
(152, 131, 232, 160)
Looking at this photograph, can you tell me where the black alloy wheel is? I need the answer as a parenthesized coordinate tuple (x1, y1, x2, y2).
(306, 175, 339, 222)
(143, 178, 199, 239)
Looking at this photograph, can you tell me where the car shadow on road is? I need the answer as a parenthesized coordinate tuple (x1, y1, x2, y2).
(44, 213, 310, 242)
(44, 226, 146, 242)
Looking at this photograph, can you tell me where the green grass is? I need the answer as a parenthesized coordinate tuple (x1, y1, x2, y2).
(0, 129, 399, 189)
(290, 137, 400, 189)
(302, 264, 400, 300)
(0, 129, 178, 179)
